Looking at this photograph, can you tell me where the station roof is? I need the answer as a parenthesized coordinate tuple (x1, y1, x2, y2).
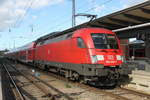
(62, 0, 150, 33)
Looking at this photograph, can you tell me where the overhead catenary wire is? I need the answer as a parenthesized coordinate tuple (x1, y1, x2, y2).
(84, 0, 113, 12)
(43, 0, 88, 26)
(36, 0, 113, 36)
(12, 0, 113, 32)
(42, 18, 72, 34)
(14, 0, 35, 28)
(14, 1, 30, 28)
(45, 0, 114, 33)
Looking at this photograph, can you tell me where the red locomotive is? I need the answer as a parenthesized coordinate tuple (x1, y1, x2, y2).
(6, 27, 131, 86)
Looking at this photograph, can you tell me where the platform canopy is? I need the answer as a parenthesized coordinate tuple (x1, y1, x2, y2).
(62, 0, 150, 33)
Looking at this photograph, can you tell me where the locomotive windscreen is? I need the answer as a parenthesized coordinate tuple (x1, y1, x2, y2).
(91, 33, 119, 49)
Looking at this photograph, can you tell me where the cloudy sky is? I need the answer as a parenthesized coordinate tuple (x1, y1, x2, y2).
(0, 0, 148, 50)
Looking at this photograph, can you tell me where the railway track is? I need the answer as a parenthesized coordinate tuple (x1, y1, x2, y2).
(119, 87, 150, 99)
(1, 64, 25, 100)
(41, 69, 150, 100)
(4, 59, 150, 100)
(6, 62, 74, 100)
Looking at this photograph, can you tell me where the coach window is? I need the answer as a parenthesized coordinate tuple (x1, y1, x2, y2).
(77, 37, 86, 48)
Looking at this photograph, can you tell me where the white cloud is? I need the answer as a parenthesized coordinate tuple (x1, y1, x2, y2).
(14, 9, 26, 16)
(88, 0, 106, 13)
(93, 4, 105, 13)
(0, 0, 64, 31)
(32, 15, 37, 20)
(32, 0, 64, 9)
(4, 20, 15, 24)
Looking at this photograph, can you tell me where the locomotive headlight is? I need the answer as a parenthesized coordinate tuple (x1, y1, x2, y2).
(116, 55, 124, 62)
(97, 55, 104, 60)
(116, 55, 122, 60)
(121, 56, 125, 62)
(91, 55, 98, 63)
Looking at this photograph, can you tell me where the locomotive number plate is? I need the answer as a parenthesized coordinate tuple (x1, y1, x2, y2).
(107, 55, 114, 60)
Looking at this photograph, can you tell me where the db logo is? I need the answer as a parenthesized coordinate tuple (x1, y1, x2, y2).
(107, 55, 114, 60)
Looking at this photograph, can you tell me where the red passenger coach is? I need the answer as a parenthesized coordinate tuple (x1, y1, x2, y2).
(6, 42, 35, 63)
(33, 27, 131, 86)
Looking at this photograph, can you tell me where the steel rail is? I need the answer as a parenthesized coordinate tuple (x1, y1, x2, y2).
(8, 63, 74, 100)
(6, 64, 57, 100)
(39, 67, 150, 100)
(77, 84, 130, 100)
(2, 64, 25, 100)
(19, 62, 130, 100)
(120, 87, 150, 99)
(46, 72, 130, 100)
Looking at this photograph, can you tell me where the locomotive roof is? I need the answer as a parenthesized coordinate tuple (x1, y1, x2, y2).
(36, 32, 60, 42)
(36, 27, 111, 42)
(36, 26, 99, 42)
(36, 27, 82, 42)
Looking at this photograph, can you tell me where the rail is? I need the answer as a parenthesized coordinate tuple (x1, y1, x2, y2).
(7, 62, 74, 100)
(2, 64, 25, 100)
(120, 87, 150, 99)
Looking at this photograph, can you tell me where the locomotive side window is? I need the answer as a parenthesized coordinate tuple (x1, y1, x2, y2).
(91, 33, 118, 49)
(77, 37, 86, 48)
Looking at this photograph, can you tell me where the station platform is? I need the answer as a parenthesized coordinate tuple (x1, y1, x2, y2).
(127, 59, 150, 72)
(134, 59, 150, 72)
(124, 59, 150, 94)
(125, 70, 150, 94)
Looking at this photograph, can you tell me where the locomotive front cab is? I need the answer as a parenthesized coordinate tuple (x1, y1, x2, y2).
(72, 28, 131, 86)
(90, 33, 124, 67)
(86, 31, 131, 86)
